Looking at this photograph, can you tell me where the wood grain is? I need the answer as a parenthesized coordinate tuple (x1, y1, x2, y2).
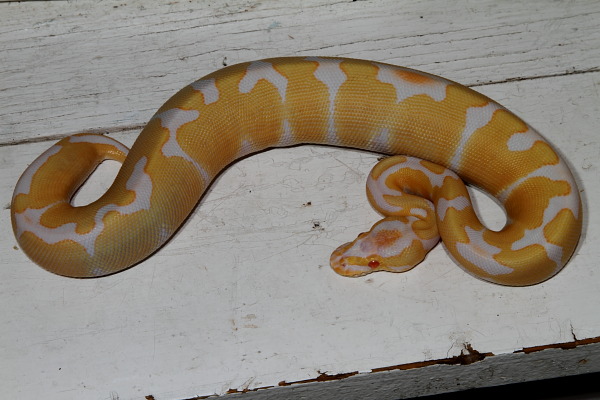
(1, 0, 599, 144)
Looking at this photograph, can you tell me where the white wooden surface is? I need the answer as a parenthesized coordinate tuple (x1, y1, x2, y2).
(1, 1, 599, 399)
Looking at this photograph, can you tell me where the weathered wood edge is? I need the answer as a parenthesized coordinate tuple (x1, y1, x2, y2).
(182, 339, 600, 400)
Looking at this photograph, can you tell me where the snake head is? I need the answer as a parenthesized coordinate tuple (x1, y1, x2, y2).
(329, 217, 439, 277)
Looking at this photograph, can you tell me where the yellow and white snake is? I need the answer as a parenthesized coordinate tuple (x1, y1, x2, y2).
(11, 57, 582, 286)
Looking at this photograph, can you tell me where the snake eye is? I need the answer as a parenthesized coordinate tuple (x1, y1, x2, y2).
(368, 259, 380, 269)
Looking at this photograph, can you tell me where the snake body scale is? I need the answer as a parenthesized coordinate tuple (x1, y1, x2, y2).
(11, 57, 582, 286)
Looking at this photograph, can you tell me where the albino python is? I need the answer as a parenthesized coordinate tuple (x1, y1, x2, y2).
(11, 57, 582, 286)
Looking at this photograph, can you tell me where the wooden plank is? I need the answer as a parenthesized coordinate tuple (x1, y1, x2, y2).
(1, 1, 599, 399)
(1, 0, 599, 144)
(222, 343, 600, 399)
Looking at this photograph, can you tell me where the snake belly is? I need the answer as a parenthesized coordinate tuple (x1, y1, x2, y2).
(11, 57, 582, 285)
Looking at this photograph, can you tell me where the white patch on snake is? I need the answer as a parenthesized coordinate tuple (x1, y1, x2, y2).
(368, 127, 392, 153)
(455, 227, 513, 275)
(190, 78, 219, 104)
(13, 145, 62, 197)
(366, 162, 408, 215)
(68, 134, 130, 155)
(116, 156, 152, 213)
(409, 208, 428, 218)
(278, 119, 295, 147)
(511, 191, 573, 268)
(506, 127, 540, 151)
(512, 227, 562, 270)
(154, 108, 199, 138)
(449, 102, 499, 171)
(239, 61, 288, 101)
(154, 108, 211, 185)
(375, 63, 448, 102)
(15, 157, 152, 257)
(14, 203, 68, 242)
(436, 196, 470, 221)
(306, 57, 346, 145)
